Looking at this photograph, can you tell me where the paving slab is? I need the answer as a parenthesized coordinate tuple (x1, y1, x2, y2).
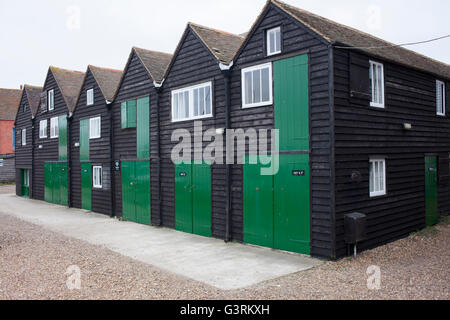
(0, 193, 321, 290)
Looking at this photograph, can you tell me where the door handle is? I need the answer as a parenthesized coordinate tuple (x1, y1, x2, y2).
(130, 182, 135, 186)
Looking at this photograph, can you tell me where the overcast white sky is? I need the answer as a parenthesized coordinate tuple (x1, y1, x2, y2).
(0, 0, 449, 89)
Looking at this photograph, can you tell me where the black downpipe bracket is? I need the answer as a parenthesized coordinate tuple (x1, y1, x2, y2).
(108, 102, 116, 217)
(222, 69, 232, 242)
(155, 87, 163, 226)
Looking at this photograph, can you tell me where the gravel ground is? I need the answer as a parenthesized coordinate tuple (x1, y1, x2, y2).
(0, 203, 448, 300)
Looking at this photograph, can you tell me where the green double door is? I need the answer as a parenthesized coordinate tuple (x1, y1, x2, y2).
(44, 162, 68, 205)
(244, 54, 311, 255)
(121, 161, 150, 225)
(425, 156, 438, 226)
(175, 162, 211, 237)
(21, 169, 30, 197)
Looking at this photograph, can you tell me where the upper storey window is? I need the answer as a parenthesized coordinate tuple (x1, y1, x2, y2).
(369, 61, 385, 108)
(267, 27, 281, 56)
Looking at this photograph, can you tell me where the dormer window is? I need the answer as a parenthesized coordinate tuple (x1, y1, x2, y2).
(267, 27, 281, 56)
(48, 89, 54, 111)
(87, 88, 94, 106)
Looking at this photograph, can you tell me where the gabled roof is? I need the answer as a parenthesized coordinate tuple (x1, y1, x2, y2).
(89, 66, 122, 102)
(189, 23, 245, 65)
(268, 0, 450, 79)
(0, 88, 22, 120)
(24, 85, 43, 117)
(133, 47, 173, 83)
(48, 66, 85, 112)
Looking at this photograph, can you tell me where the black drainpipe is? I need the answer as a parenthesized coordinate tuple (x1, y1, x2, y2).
(222, 68, 232, 242)
(67, 113, 73, 208)
(31, 116, 35, 199)
(155, 86, 163, 226)
(108, 101, 115, 217)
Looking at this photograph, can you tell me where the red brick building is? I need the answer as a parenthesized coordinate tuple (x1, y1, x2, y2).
(0, 88, 22, 183)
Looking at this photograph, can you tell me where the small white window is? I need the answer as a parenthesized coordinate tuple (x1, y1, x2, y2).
(23, 170, 29, 187)
(50, 117, 59, 138)
(39, 120, 47, 138)
(93, 166, 102, 188)
(87, 89, 94, 106)
(89, 117, 101, 139)
(0, 159, 3, 167)
(436, 80, 446, 116)
(370, 158, 386, 197)
(171, 82, 213, 122)
(242, 63, 273, 108)
(267, 27, 281, 56)
(21, 129, 26, 146)
(369, 61, 385, 108)
(48, 89, 54, 111)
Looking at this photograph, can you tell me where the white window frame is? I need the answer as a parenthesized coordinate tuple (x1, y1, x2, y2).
(369, 158, 386, 197)
(50, 117, 59, 138)
(436, 80, 446, 116)
(369, 61, 385, 108)
(171, 81, 213, 122)
(267, 27, 281, 56)
(241, 63, 273, 109)
(39, 120, 47, 139)
(89, 116, 101, 139)
(93, 166, 102, 188)
(0, 159, 3, 167)
(48, 89, 54, 111)
(87, 88, 94, 106)
(21, 128, 26, 146)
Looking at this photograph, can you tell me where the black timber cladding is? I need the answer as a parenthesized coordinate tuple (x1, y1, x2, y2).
(230, 3, 334, 258)
(333, 49, 450, 258)
(158, 26, 233, 237)
(70, 67, 117, 215)
(111, 50, 158, 219)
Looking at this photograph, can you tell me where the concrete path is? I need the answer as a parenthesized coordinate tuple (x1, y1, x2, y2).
(0, 193, 320, 290)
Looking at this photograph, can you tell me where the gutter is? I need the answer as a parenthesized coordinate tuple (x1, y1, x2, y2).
(155, 84, 163, 226)
(67, 113, 73, 208)
(107, 100, 115, 218)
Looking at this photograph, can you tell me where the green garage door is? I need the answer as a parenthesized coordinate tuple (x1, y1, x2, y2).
(175, 162, 211, 237)
(244, 54, 311, 255)
(44, 162, 68, 206)
(121, 160, 150, 225)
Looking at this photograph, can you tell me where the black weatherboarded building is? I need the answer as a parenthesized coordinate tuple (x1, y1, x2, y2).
(15, 0, 450, 260)
(70, 65, 122, 215)
(15, 85, 42, 197)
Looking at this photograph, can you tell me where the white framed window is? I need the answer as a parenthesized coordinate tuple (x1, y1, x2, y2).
(87, 89, 94, 106)
(0, 159, 3, 167)
(171, 82, 212, 122)
(39, 120, 47, 138)
(369, 61, 385, 108)
(93, 166, 102, 188)
(436, 80, 446, 116)
(370, 158, 386, 197)
(267, 27, 281, 56)
(21, 129, 26, 146)
(23, 170, 29, 187)
(242, 63, 273, 108)
(50, 117, 59, 138)
(48, 89, 54, 111)
(89, 117, 101, 139)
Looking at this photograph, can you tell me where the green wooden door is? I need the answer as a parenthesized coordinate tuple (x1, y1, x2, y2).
(175, 163, 193, 233)
(121, 161, 150, 225)
(58, 162, 68, 206)
(44, 163, 52, 203)
(135, 161, 151, 225)
(243, 159, 274, 248)
(274, 154, 310, 254)
(425, 156, 438, 226)
(21, 169, 29, 197)
(192, 163, 212, 237)
(121, 161, 136, 222)
(81, 162, 92, 211)
(137, 97, 150, 159)
(58, 116, 68, 161)
(80, 119, 90, 161)
(274, 54, 309, 151)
